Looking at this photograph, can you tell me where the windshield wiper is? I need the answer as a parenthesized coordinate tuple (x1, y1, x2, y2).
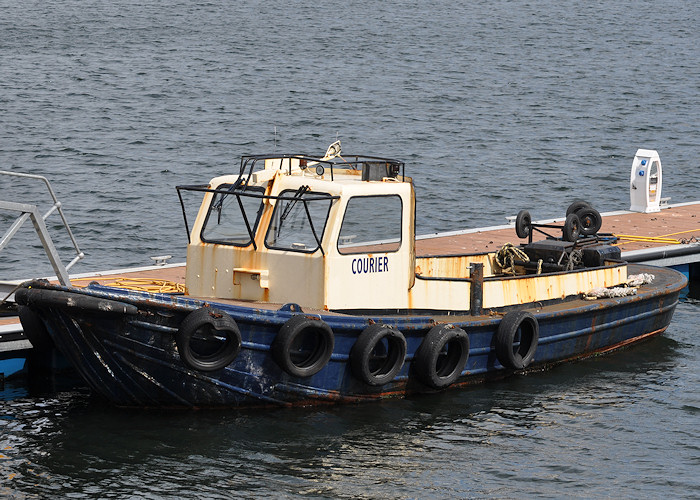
(279, 185, 310, 224)
(213, 178, 244, 224)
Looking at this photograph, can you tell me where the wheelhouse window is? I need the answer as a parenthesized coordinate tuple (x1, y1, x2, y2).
(200, 185, 265, 246)
(338, 195, 402, 254)
(265, 187, 333, 253)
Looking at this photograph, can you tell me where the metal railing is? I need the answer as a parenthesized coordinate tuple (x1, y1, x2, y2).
(0, 171, 84, 285)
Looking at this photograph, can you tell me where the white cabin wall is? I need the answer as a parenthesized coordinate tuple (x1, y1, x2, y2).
(186, 242, 328, 307)
(407, 277, 471, 311)
(265, 251, 326, 307)
(324, 251, 412, 310)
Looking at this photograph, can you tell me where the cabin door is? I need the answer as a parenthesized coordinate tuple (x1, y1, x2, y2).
(324, 193, 413, 311)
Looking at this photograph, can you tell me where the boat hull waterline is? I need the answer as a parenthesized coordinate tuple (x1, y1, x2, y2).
(16, 264, 686, 409)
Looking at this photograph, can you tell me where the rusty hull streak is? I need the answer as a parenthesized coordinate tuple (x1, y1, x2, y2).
(587, 308, 598, 351)
(538, 326, 669, 369)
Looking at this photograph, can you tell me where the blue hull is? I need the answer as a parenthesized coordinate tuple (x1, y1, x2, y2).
(0, 357, 27, 380)
(16, 264, 686, 408)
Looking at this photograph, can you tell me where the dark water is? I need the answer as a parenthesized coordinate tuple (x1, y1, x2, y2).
(1, 0, 699, 497)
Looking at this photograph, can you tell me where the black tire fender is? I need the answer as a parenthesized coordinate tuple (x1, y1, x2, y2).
(414, 324, 470, 389)
(15, 286, 138, 316)
(495, 310, 539, 370)
(176, 307, 241, 372)
(350, 324, 407, 386)
(515, 210, 531, 239)
(272, 315, 334, 378)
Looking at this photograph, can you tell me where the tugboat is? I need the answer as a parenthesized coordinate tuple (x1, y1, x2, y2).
(16, 142, 687, 408)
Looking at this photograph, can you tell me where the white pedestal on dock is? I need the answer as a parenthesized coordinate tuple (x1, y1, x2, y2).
(630, 149, 663, 213)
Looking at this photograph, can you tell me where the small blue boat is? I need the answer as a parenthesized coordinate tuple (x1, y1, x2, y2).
(15, 143, 688, 408)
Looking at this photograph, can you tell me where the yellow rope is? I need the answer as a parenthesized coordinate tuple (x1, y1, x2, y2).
(495, 243, 529, 275)
(612, 234, 681, 245)
(109, 278, 187, 293)
(72, 276, 186, 294)
(658, 228, 700, 238)
(613, 226, 699, 245)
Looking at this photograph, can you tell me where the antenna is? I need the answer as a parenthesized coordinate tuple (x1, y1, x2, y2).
(274, 126, 277, 150)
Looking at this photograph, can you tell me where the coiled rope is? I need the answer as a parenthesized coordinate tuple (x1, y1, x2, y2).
(109, 278, 187, 294)
(585, 273, 655, 299)
(74, 277, 186, 294)
(564, 249, 583, 271)
(495, 243, 532, 275)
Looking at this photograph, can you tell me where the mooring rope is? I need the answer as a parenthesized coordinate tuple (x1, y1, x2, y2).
(585, 273, 655, 299)
(613, 234, 680, 245)
(73, 277, 186, 294)
(109, 278, 187, 294)
(565, 249, 583, 271)
(495, 243, 530, 275)
(612, 228, 700, 246)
